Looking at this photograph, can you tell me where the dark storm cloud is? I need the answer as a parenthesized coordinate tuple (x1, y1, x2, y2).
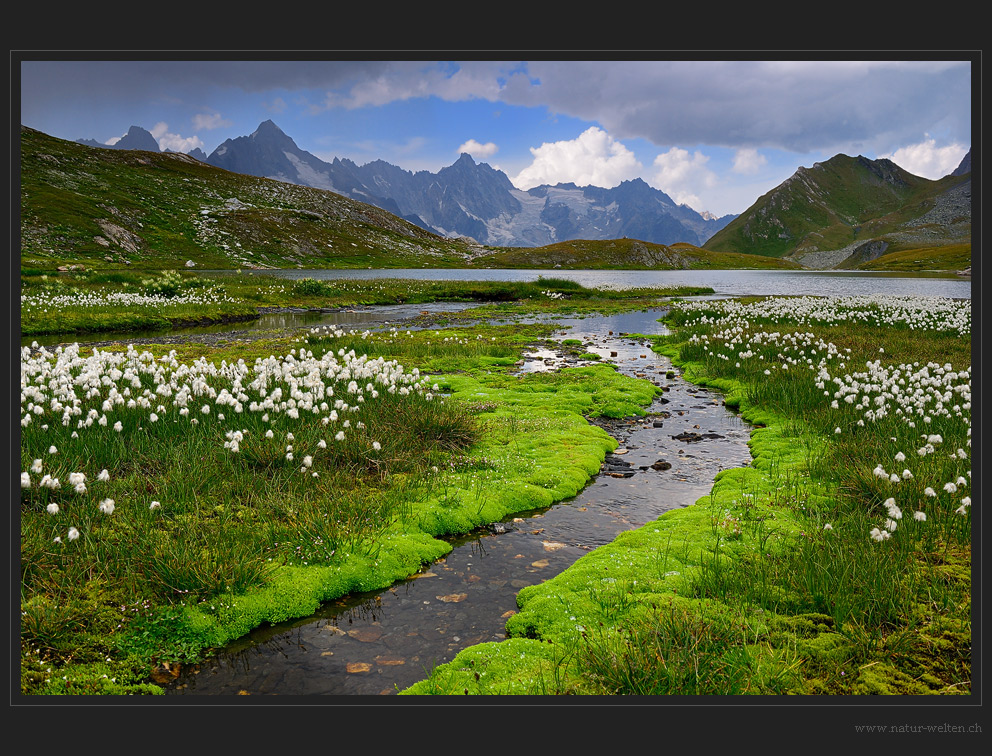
(19, 60, 396, 109)
(19, 58, 972, 158)
(501, 60, 972, 155)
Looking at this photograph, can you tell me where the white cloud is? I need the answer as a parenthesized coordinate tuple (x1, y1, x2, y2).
(881, 136, 969, 179)
(650, 147, 718, 211)
(192, 112, 232, 130)
(150, 122, 205, 154)
(511, 127, 642, 190)
(732, 148, 767, 174)
(458, 139, 498, 160)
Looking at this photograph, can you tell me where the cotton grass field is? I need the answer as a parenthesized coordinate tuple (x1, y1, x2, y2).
(18, 283, 974, 696)
(18, 284, 660, 695)
(404, 293, 973, 695)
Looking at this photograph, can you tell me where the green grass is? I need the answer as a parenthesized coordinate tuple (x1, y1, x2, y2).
(20, 290, 971, 697)
(18, 310, 660, 695)
(20, 268, 714, 338)
(401, 294, 971, 696)
(854, 243, 971, 272)
(473, 238, 803, 269)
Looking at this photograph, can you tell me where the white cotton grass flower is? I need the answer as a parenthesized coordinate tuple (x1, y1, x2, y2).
(31, 459, 43, 474)
(67, 527, 80, 541)
(924, 487, 937, 497)
(97, 469, 110, 482)
(944, 482, 958, 494)
(46, 503, 59, 515)
(49, 446, 57, 454)
(372, 441, 381, 451)
(98, 498, 115, 515)
(317, 439, 327, 449)
(21, 472, 31, 488)
(335, 431, 345, 442)
(870, 527, 891, 542)
(913, 511, 927, 522)
(823, 523, 833, 531)
(894, 452, 906, 462)
(149, 501, 161, 511)
(901, 469, 913, 480)
(883, 498, 902, 519)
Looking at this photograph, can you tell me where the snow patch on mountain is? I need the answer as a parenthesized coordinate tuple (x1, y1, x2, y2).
(284, 152, 335, 191)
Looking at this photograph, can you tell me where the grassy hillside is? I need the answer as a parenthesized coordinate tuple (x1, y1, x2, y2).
(20, 126, 477, 271)
(703, 155, 970, 261)
(848, 242, 972, 272)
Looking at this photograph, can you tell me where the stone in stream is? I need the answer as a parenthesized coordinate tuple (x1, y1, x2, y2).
(671, 431, 726, 442)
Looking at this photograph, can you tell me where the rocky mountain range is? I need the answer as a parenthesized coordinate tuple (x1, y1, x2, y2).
(79, 121, 736, 248)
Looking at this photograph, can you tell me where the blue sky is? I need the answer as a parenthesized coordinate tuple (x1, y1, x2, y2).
(18, 59, 973, 218)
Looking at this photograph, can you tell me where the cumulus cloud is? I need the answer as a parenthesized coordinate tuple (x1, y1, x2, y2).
(192, 112, 232, 130)
(881, 136, 970, 179)
(511, 127, 642, 190)
(150, 122, 205, 154)
(651, 147, 718, 211)
(458, 139, 498, 160)
(732, 148, 767, 174)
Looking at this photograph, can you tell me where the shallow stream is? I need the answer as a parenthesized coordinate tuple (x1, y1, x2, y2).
(160, 306, 755, 696)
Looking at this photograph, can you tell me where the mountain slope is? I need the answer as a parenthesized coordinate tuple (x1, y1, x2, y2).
(21, 126, 477, 270)
(703, 154, 971, 266)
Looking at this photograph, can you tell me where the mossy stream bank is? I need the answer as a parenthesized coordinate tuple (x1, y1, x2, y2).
(161, 308, 756, 695)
